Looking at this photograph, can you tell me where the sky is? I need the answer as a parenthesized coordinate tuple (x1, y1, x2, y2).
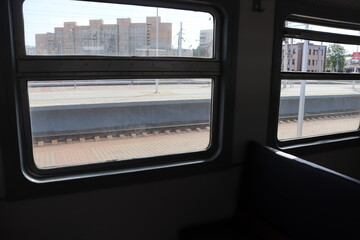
(23, 0, 214, 49)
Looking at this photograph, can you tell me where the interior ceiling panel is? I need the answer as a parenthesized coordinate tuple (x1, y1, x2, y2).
(307, 0, 360, 10)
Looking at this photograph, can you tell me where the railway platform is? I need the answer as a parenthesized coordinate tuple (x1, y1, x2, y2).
(34, 129, 210, 169)
(29, 83, 212, 107)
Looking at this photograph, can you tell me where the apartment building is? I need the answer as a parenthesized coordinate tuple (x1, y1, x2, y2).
(35, 17, 172, 56)
(199, 29, 213, 58)
(282, 42, 327, 72)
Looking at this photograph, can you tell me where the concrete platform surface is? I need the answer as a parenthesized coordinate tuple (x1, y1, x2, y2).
(33, 130, 210, 169)
(278, 115, 360, 140)
(28, 82, 360, 110)
(29, 83, 212, 107)
(281, 82, 360, 97)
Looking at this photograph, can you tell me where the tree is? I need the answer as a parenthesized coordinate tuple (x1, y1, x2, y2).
(326, 43, 346, 72)
(192, 46, 207, 58)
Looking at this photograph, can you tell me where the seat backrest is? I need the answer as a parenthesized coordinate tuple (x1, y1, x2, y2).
(248, 142, 360, 239)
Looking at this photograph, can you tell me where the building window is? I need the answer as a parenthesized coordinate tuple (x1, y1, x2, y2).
(18, 0, 221, 179)
(278, 16, 360, 144)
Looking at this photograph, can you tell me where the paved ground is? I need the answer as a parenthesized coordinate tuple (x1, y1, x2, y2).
(33, 130, 210, 169)
(29, 82, 360, 107)
(280, 81, 360, 96)
(29, 82, 212, 107)
(278, 115, 360, 140)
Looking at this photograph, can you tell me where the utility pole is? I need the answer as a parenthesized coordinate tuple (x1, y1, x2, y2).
(155, 8, 159, 57)
(283, 38, 289, 88)
(290, 38, 294, 87)
(155, 8, 159, 93)
(290, 39, 293, 70)
(317, 42, 323, 73)
(70, 28, 76, 55)
(283, 22, 289, 72)
(297, 24, 309, 137)
(283, 22, 289, 88)
(178, 22, 183, 57)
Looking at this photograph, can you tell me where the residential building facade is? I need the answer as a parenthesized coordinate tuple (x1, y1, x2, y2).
(199, 29, 213, 58)
(35, 17, 172, 56)
(281, 42, 327, 72)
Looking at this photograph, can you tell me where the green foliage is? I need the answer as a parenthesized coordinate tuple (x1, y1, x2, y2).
(192, 46, 207, 57)
(326, 44, 346, 72)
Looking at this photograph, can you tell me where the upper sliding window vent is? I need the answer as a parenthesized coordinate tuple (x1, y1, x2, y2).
(23, 0, 215, 58)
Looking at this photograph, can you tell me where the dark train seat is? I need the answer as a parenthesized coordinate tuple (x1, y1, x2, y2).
(248, 142, 360, 239)
(182, 143, 360, 239)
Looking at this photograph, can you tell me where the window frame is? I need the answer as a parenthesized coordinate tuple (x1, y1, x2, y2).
(12, 0, 224, 182)
(269, 4, 360, 149)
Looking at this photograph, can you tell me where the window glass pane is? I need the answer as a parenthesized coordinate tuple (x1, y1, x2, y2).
(285, 21, 360, 37)
(28, 79, 212, 169)
(23, 0, 214, 58)
(278, 80, 360, 140)
(281, 38, 360, 73)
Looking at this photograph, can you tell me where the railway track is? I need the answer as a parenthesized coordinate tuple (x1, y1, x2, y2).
(33, 123, 210, 147)
(279, 111, 360, 123)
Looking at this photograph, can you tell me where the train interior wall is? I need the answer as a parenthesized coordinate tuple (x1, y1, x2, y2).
(1, 0, 360, 239)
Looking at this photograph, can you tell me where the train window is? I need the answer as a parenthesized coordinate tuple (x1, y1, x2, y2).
(16, 0, 220, 178)
(27, 79, 212, 169)
(277, 16, 360, 142)
(23, 0, 215, 58)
